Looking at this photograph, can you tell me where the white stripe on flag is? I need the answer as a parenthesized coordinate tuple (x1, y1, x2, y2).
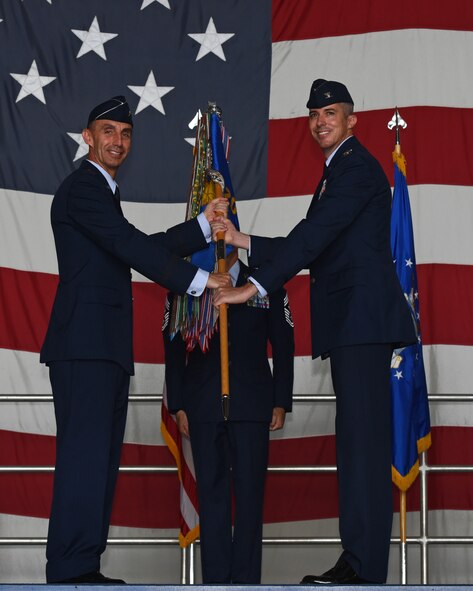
(3, 185, 473, 275)
(270, 29, 473, 118)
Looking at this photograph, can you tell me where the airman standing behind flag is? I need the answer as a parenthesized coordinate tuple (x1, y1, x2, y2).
(161, 105, 294, 583)
(161, 105, 240, 548)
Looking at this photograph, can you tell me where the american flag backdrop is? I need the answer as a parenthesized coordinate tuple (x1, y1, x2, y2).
(1, 0, 473, 584)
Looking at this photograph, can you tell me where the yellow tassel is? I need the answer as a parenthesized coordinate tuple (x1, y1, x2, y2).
(392, 150, 407, 177)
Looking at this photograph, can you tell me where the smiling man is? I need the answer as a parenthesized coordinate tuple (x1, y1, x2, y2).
(41, 96, 229, 584)
(214, 80, 417, 584)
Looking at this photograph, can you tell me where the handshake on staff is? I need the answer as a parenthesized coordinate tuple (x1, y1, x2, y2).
(206, 197, 259, 305)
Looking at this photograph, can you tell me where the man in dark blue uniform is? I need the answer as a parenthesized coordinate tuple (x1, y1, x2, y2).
(40, 96, 229, 584)
(214, 80, 417, 584)
(163, 251, 294, 584)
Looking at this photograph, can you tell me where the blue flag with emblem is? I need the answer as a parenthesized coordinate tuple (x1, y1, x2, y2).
(189, 107, 239, 272)
(169, 104, 239, 352)
(390, 149, 432, 491)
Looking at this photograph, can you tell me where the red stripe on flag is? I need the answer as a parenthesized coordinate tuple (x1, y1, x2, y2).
(1, 264, 473, 360)
(0, 427, 470, 526)
(0, 267, 57, 353)
(132, 282, 167, 363)
(268, 107, 473, 198)
(418, 263, 473, 346)
(271, 0, 473, 42)
(0, 429, 175, 467)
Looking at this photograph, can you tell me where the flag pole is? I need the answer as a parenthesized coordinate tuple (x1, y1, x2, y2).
(207, 168, 230, 420)
(387, 107, 408, 583)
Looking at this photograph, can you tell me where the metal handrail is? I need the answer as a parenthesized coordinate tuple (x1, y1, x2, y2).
(1, 534, 472, 546)
(0, 464, 471, 474)
(1, 393, 472, 402)
(0, 394, 471, 584)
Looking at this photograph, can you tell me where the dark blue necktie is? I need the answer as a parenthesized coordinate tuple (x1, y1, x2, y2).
(113, 186, 123, 215)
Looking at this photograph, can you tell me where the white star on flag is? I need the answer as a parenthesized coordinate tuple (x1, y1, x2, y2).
(141, 0, 170, 9)
(394, 370, 403, 380)
(67, 132, 88, 162)
(185, 109, 202, 145)
(188, 17, 234, 61)
(405, 258, 413, 267)
(127, 71, 174, 115)
(10, 60, 56, 104)
(71, 16, 118, 60)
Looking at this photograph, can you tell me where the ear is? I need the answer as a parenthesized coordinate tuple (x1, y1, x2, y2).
(347, 113, 357, 130)
(82, 128, 93, 147)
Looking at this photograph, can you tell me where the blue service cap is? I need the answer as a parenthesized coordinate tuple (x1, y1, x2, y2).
(87, 95, 133, 127)
(306, 79, 354, 109)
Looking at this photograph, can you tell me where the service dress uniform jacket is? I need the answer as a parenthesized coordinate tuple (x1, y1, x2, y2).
(41, 159, 206, 375)
(41, 160, 207, 583)
(249, 136, 417, 583)
(250, 136, 415, 357)
(163, 262, 294, 583)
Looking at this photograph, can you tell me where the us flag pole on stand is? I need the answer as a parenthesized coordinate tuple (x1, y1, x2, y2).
(388, 108, 432, 582)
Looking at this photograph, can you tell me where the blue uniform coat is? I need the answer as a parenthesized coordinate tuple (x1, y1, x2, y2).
(41, 159, 206, 375)
(249, 135, 417, 583)
(163, 262, 294, 583)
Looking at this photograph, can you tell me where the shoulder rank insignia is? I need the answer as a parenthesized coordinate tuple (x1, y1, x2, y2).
(162, 295, 170, 331)
(284, 293, 294, 327)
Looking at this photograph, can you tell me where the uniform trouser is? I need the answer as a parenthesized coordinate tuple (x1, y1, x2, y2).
(45, 360, 129, 583)
(329, 343, 393, 583)
(189, 421, 269, 584)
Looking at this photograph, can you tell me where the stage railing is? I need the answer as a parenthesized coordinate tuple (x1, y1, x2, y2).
(0, 393, 471, 584)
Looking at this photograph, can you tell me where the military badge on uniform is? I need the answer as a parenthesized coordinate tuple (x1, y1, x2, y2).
(342, 148, 353, 157)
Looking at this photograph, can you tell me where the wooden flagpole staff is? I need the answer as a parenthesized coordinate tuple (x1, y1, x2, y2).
(207, 169, 230, 420)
